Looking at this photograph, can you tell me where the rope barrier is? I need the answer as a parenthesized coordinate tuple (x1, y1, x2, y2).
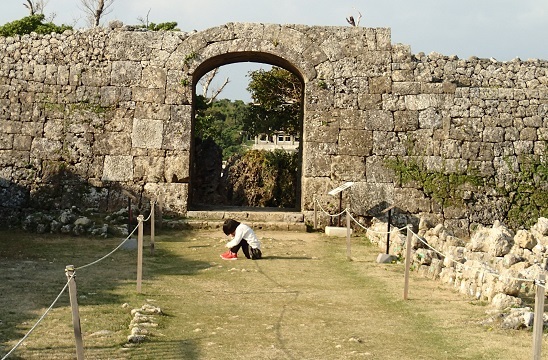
(2, 202, 157, 359)
(408, 228, 534, 284)
(313, 197, 347, 218)
(1, 273, 74, 360)
(314, 197, 409, 235)
(315, 200, 538, 285)
(346, 211, 408, 234)
(141, 201, 156, 223)
(75, 221, 140, 271)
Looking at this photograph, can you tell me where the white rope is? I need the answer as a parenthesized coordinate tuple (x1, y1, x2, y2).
(2, 201, 158, 359)
(1, 273, 74, 360)
(75, 221, 140, 270)
(314, 197, 347, 218)
(142, 201, 156, 222)
(347, 212, 369, 231)
(346, 211, 407, 233)
(408, 228, 534, 284)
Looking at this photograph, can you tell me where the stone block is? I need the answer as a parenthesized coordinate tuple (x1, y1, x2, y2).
(365, 155, 393, 183)
(164, 153, 190, 183)
(394, 110, 419, 131)
(325, 226, 352, 237)
(0, 134, 13, 149)
(338, 130, 372, 156)
(111, 61, 142, 86)
(376, 253, 397, 263)
(102, 155, 133, 182)
(369, 76, 392, 94)
(135, 103, 170, 120)
(163, 105, 192, 150)
(132, 88, 166, 104)
(94, 132, 131, 155)
(12, 135, 32, 151)
(365, 110, 394, 131)
(132, 119, 163, 149)
(303, 152, 331, 177)
(133, 156, 165, 182)
(331, 155, 365, 180)
(141, 67, 167, 89)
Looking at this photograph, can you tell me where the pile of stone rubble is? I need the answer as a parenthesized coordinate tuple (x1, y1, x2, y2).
(366, 217, 548, 330)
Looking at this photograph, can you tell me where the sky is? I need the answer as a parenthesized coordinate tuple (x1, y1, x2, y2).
(2, 0, 547, 101)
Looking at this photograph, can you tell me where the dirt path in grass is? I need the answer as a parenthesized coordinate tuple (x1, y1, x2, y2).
(130, 229, 540, 360)
(0, 229, 543, 360)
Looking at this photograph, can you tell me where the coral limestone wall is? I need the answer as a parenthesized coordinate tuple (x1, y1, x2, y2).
(0, 23, 546, 233)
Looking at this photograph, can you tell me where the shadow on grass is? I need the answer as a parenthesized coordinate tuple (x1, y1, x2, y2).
(0, 228, 210, 358)
(250, 260, 304, 360)
(1, 338, 202, 360)
(261, 255, 313, 260)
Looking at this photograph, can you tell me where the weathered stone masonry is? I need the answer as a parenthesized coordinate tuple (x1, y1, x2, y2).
(0, 23, 546, 233)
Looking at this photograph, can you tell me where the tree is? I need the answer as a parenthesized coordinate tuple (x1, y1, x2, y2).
(23, 0, 46, 15)
(79, 0, 115, 27)
(199, 68, 230, 104)
(194, 97, 249, 160)
(244, 66, 302, 136)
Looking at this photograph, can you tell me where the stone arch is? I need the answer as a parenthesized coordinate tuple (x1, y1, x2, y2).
(179, 24, 332, 211)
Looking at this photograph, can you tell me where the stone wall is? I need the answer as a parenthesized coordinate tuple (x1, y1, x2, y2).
(366, 217, 548, 329)
(0, 23, 546, 232)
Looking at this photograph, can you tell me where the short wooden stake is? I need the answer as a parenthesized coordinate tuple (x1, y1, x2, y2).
(346, 208, 352, 261)
(150, 200, 155, 256)
(137, 215, 144, 293)
(65, 265, 85, 360)
(532, 274, 545, 360)
(403, 225, 413, 300)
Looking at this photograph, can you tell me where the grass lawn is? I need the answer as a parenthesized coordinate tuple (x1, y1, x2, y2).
(0, 228, 543, 359)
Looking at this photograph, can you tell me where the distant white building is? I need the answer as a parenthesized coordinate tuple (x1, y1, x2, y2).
(252, 132, 299, 152)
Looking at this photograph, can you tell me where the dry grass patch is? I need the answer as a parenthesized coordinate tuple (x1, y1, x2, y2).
(0, 228, 544, 359)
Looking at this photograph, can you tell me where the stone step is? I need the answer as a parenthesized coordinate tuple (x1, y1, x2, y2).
(163, 209, 307, 232)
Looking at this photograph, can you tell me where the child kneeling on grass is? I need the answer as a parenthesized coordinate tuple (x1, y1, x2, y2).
(220, 218, 262, 260)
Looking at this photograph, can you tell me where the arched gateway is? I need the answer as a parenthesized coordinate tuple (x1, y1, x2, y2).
(1, 23, 547, 235)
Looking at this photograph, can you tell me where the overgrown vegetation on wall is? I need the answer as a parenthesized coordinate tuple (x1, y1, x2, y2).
(0, 14, 71, 36)
(386, 150, 548, 230)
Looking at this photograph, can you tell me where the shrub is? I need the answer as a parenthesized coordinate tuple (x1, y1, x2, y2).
(0, 14, 72, 37)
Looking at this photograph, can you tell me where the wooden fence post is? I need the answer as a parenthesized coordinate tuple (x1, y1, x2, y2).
(65, 265, 85, 360)
(150, 200, 155, 256)
(346, 207, 352, 261)
(403, 225, 413, 300)
(532, 274, 545, 360)
(137, 215, 144, 293)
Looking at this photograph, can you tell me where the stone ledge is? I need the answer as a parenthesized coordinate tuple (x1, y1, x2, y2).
(164, 219, 306, 232)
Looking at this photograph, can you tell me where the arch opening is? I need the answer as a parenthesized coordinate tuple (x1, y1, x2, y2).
(189, 52, 305, 212)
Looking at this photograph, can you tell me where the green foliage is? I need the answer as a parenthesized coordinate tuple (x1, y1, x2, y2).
(142, 21, 179, 31)
(184, 52, 197, 66)
(502, 153, 548, 229)
(244, 66, 302, 136)
(0, 14, 71, 37)
(386, 157, 485, 207)
(194, 96, 249, 160)
(225, 149, 298, 208)
(386, 150, 548, 229)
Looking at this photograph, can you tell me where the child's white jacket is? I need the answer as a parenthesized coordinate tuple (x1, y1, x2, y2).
(226, 223, 261, 249)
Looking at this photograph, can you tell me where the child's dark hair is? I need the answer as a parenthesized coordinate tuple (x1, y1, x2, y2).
(223, 219, 240, 236)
